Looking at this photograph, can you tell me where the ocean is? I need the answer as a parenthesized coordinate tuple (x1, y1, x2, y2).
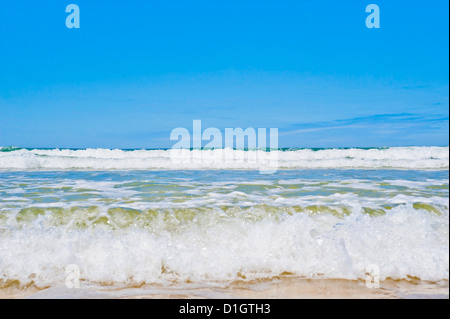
(0, 146, 448, 296)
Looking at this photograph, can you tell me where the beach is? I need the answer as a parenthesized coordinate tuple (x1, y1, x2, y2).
(2, 277, 448, 299)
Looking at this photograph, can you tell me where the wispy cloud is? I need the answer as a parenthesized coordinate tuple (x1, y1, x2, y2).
(279, 113, 449, 147)
(402, 85, 429, 90)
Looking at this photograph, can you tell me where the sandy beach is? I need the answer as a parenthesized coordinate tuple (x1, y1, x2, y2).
(1, 277, 448, 299)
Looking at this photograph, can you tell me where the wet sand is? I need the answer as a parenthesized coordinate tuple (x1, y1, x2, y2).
(1, 277, 448, 299)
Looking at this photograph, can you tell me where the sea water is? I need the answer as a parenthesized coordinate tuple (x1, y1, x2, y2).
(0, 147, 448, 289)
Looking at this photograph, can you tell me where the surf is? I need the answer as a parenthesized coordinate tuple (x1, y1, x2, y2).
(0, 146, 448, 170)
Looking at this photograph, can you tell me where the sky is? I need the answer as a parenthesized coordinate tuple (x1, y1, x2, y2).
(0, 0, 448, 149)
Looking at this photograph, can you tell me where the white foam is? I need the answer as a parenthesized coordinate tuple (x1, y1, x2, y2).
(0, 147, 448, 170)
(0, 204, 447, 287)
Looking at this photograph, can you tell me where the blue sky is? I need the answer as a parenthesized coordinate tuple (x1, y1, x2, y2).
(0, 0, 448, 148)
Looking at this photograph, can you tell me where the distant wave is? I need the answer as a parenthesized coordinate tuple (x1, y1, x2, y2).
(0, 146, 448, 170)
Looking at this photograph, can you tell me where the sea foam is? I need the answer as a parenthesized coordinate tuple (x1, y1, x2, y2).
(0, 203, 447, 287)
(0, 146, 448, 170)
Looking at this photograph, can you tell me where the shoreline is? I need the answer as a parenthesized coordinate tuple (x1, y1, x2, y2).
(1, 277, 448, 299)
